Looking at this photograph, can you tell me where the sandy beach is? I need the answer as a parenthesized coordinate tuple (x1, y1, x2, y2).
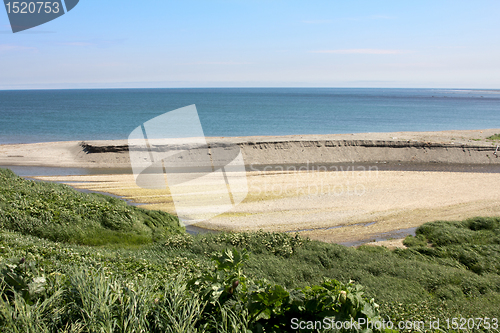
(1, 128, 500, 168)
(1, 128, 499, 245)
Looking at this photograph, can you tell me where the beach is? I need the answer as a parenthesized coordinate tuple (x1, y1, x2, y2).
(1, 128, 500, 168)
(1, 128, 499, 245)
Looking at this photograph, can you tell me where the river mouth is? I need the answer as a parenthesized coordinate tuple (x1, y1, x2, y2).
(286, 221, 378, 233)
(0, 165, 133, 177)
(247, 162, 500, 174)
(286, 221, 417, 247)
(3, 162, 500, 178)
(338, 227, 417, 247)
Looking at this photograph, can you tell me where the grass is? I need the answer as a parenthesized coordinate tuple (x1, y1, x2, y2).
(0, 168, 183, 246)
(487, 133, 500, 141)
(1, 167, 500, 332)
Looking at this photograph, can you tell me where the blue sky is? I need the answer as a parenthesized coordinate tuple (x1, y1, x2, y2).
(1, 0, 499, 89)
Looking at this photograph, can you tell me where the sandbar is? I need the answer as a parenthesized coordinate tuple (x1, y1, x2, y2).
(2, 128, 500, 245)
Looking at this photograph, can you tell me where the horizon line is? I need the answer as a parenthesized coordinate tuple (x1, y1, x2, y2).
(1, 86, 500, 91)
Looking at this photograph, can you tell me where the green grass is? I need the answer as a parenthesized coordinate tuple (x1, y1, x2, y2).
(487, 133, 500, 141)
(0, 168, 184, 246)
(1, 167, 500, 332)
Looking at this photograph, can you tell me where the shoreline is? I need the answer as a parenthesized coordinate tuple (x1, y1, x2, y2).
(0, 128, 499, 169)
(2, 128, 500, 246)
(3, 161, 500, 179)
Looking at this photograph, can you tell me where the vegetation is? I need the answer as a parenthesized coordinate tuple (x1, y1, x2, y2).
(1, 167, 499, 332)
(0, 168, 183, 246)
(487, 133, 500, 141)
(0, 244, 381, 333)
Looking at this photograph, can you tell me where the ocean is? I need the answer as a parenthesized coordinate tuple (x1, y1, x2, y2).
(0, 88, 499, 144)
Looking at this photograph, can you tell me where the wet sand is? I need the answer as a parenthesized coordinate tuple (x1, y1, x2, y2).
(30, 168, 500, 244)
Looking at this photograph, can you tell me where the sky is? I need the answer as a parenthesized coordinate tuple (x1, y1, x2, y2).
(1, 0, 500, 89)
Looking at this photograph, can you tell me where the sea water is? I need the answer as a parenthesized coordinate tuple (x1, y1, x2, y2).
(0, 88, 499, 144)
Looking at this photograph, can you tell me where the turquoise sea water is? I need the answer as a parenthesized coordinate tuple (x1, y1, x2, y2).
(0, 88, 499, 144)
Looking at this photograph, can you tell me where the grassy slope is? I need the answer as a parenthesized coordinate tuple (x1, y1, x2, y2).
(0, 168, 184, 246)
(1, 167, 500, 331)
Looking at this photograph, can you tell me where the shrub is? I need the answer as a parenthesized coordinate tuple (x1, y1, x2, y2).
(403, 234, 428, 247)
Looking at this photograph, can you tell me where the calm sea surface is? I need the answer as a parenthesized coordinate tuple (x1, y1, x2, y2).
(0, 88, 499, 144)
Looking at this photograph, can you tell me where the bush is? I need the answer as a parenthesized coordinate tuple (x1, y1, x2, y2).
(197, 230, 305, 257)
(402, 234, 427, 247)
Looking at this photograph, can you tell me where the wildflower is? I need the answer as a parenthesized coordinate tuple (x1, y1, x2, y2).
(339, 290, 347, 303)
